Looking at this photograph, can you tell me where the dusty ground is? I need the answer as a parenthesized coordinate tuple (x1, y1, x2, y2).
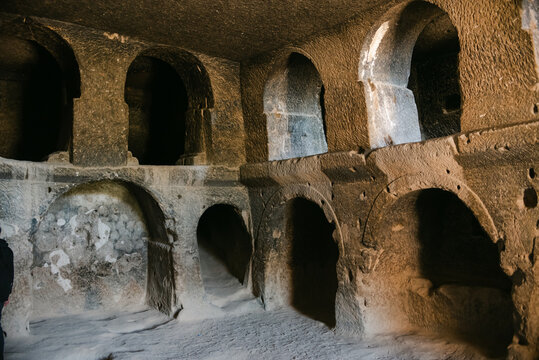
(5, 306, 493, 360)
(4, 237, 495, 360)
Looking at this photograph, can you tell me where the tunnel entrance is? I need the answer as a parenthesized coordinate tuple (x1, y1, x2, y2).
(286, 198, 339, 328)
(31, 181, 174, 317)
(264, 52, 328, 160)
(369, 189, 512, 357)
(0, 35, 78, 161)
(125, 56, 188, 165)
(197, 205, 252, 297)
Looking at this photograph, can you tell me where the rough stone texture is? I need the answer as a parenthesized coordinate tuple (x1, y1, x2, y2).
(0, 14, 246, 167)
(0, 160, 250, 336)
(264, 53, 328, 160)
(241, 0, 538, 162)
(0, 1, 538, 359)
(242, 121, 539, 358)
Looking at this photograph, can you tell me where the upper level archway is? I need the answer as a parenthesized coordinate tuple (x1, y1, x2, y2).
(264, 52, 328, 160)
(0, 17, 80, 161)
(125, 47, 214, 165)
(359, 1, 461, 148)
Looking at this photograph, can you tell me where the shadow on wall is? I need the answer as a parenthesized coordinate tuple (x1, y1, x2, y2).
(31, 181, 174, 318)
(286, 198, 338, 328)
(264, 53, 328, 161)
(0, 27, 80, 161)
(367, 189, 512, 358)
(359, 1, 461, 148)
(197, 204, 252, 289)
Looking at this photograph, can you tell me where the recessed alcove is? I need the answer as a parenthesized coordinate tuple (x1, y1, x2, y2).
(0, 34, 79, 161)
(31, 181, 174, 317)
(367, 189, 513, 357)
(264, 53, 328, 160)
(359, 1, 461, 147)
(125, 56, 188, 165)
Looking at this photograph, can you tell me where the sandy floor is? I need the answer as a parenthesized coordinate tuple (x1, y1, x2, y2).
(6, 306, 491, 360)
(4, 246, 490, 360)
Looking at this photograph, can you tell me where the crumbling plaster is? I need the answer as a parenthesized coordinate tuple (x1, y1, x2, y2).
(0, 160, 252, 337)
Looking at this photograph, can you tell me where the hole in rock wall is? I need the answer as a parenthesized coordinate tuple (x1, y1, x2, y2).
(125, 56, 188, 165)
(0, 35, 77, 161)
(197, 204, 252, 296)
(360, 1, 461, 147)
(524, 187, 538, 208)
(286, 198, 338, 328)
(369, 189, 512, 357)
(31, 181, 174, 318)
(264, 53, 328, 160)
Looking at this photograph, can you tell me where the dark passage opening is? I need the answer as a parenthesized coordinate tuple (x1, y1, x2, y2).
(375, 188, 513, 357)
(197, 205, 252, 293)
(417, 190, 512, 293)
(287, 198, 339, 328)
(125, 56, 188, 165)
(417, 189, 513, 356)
(407, 7, 461, 140)
(0, 35, 72, 161)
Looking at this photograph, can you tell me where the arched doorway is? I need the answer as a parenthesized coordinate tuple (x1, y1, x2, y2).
(367, 189, 512, 357)
(125, 48, 214, 165)
(264, 52, 328, 160)
(197, 204, 252, 297)
(125, 56, 188, 165)
(286, 198, 339, 327)
(0, 27, 79, 161)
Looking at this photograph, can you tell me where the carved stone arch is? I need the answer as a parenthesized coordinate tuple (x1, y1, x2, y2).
(362, 172, 499, 246)
(263, 49, 328, 160)
(252, 184, 343, 327)
(0, 15, 81, 161)
(125, 46, 215, 165)
(359, 1, 462, 148)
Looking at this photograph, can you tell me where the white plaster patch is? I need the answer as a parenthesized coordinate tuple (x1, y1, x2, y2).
(49, 249, 72, 292)
(95, 219, 111, 250)
(0, 223, 19, 237)
(105, 254, 117, 263)
(368, 22, 389, 63)
(57, 218, 66, 226)
(361, 21, 389, 79)
(69, 215, 78, 236)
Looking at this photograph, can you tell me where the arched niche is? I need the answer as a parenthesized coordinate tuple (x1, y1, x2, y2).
(363, 188, 512, 357)
(196, 204, 252, 296)
(263, 197, 339, 328)
(31, 181, 175, 317)
(359, 1, 461, 148)
(264, 52, 328, 161)
(125, 48, 214, 165)
(0, 18, 80, 161)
